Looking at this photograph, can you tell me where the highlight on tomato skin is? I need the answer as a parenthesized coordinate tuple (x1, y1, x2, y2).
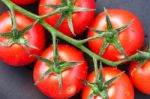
(33, 44, 88, 99)
(39, 0, 96, 37)
(12, 0, 36, 5)
(0, 11, 46, 66)
(129, 60, 150, 95)
(82, 67, 134, 99)
(88, 9, 144, 62)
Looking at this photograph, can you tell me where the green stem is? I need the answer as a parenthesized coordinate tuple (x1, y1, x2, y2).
(78, 45, 118, 66)
(39, 6, 69, 20)
(78, 32, 112, 44)
(9, 7, 17, 31)
(52, 33, 59, 69)
(93, 58, 99, 80)
(79, 36, 99, 44)
(3, 0, 17, 30)
(113, 52, 150, 64)
(3, 0, 18, 37)
(137, 51, 150, 58)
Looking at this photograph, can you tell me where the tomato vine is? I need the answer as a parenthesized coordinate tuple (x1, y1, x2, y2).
(1, 0, 150, 66)
(1, 0, 150, 98)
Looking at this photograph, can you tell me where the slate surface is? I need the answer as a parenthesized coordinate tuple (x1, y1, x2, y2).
(0, 0, 150, 99)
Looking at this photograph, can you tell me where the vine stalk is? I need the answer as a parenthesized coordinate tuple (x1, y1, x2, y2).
(2, 0, 150, 67)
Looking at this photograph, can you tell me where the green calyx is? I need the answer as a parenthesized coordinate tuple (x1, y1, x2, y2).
(34, 55, 81, 89)
(34, 34, 80, 90)
(0, 2, 39, 53)
(89, 8, 133, 57)
(82, 61, 122, 99)
(0, 20, 39, 53)
(44, 0, 95, 36)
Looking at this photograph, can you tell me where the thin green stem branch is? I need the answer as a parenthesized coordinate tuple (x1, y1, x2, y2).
(39, 6, 69, 20)
(9, 8, 17, 31)
(52, 33, 59, 69)
(3, 0, 17, 30)
(93, 57, 99, 80)
(3, 0, 18, 38)
(78, 32, 112, 44)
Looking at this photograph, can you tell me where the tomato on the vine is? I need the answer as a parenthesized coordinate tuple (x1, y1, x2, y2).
(33, 45, 88, 99)
(129, 60, 150, 95)
(12, 0, 36, 5)
(39, 0, 96, 37)
(82, 67, 134, 99)
(0, 11, 45, 66)
(88, 9, 144, 61)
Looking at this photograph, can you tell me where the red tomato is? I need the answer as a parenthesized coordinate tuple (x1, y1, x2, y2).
(39, 0, 96, 37)
(129, 60, 150, 95)
(82, 67, 134, 99)
(88, 9, 144, 61)
(0, 11, 45, 66)
(33, 45, 88, 99)
(12, 0, 36, 5)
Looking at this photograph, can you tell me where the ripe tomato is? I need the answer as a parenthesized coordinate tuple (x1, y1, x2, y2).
(12, 0, 36, 5)
(33, 45, 88, 99)
(82, 67, 134, 99)
(39, 0, 96, 37)
(129, 60, 150, 95)
(0, 11, 45, 66)
(88, 9, 144, 61)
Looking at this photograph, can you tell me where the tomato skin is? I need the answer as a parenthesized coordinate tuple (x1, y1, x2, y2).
(88, 9, 144, 61)
(33, 45, 88, 99)
(12, 0, 36, 5)
(39, 0, 96, 37)
(129, 61, 150, 95)
(0, 11, 45, 66)
(82, 67, 134, 99)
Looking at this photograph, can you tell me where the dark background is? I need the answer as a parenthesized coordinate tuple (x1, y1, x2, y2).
(0, 0, 150, 99)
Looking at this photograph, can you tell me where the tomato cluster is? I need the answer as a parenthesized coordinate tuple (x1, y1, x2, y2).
(0, 0, 150, 99)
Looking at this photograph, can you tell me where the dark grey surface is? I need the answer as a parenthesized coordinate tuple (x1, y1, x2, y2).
(0, 0, 150, 99)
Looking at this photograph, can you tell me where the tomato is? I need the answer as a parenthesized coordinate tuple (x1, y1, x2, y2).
(0, 11, 45, 66)
(88, 9, 144, 61)
(12, 0, 36, 5)
(129, 60, 150, 95)
(33, 45, 88, 99)
(39, 0, 96, 37)
(82, 67, 134, 99)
